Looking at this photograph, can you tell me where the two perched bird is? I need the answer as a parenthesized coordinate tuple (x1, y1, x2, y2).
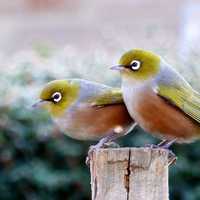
(34, 49, 200, 163)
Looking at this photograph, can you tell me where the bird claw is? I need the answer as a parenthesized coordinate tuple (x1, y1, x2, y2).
(104, 142, 120, 148)
(85, 142, 120, 166)
(85, 144, 101, 166)
(145, 143, 177, 166)
(167, 149, 177, 166)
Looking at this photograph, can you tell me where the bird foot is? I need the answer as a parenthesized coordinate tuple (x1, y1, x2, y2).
(85, 142, 120, 166)
(85, 143, 103, 166)
(145, 143, 177, 166)
(104, 142, 120, 148)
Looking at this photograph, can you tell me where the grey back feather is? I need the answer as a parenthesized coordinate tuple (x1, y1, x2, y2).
(153, 60, 192, 89)
(68, 78, 112, 105)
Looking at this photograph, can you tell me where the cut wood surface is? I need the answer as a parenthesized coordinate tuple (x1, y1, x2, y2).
(90, 147, 169, 200)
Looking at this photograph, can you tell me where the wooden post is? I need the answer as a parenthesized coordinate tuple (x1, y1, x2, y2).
(90, 147, 169, 200)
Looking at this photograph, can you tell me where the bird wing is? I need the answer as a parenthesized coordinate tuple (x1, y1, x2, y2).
(155, 82, 200, 124)
(90, 88, 124, 107)
(69, 79, 124, 107)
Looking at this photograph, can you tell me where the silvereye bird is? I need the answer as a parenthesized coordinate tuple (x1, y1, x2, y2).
(111, 49, 200, 152)
(33, 79, 135, 163)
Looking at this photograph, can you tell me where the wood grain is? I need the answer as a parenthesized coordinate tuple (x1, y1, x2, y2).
(90, 148, 169, 200)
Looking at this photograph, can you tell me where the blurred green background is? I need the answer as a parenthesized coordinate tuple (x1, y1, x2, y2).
(0, 0, 200, 200)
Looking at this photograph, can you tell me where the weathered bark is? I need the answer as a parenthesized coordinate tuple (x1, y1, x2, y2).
(90, 148, 169, 200)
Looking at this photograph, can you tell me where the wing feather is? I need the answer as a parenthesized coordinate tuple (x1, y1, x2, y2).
(155, 84, 200, 124)
(90, 88, 123, 107)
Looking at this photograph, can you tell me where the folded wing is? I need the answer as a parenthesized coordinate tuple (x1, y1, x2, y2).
(155, 83, 200, 124)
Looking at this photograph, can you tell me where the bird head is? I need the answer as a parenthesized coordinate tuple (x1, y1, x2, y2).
(111, 49, 161, 81)
(33, 80, 79, 117)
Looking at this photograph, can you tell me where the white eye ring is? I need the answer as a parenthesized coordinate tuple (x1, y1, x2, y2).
(52, 92, 62, 103)
(130, 60, 141, 70)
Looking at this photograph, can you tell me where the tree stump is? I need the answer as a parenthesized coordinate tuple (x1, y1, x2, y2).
(90, 147, 169, 200)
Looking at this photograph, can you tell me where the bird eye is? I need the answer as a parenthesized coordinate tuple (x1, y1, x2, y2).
(130, 60, 141, 71)
(52, 92, 62, 103)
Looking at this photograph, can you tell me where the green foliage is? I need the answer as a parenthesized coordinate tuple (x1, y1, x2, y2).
(0, 105, 90, 200)
(0, 47, 200, 199)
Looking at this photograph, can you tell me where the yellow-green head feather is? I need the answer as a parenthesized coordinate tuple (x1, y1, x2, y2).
(39, 80, 80, 117)
(118, 49, 161, 80)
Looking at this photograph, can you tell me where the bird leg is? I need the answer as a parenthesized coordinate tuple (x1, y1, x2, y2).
(146, 139, 177, 166)
(86, 132, 120, 166)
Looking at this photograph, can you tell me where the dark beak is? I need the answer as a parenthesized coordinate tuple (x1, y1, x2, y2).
(110, 65, 125, 71)
(32, 100, 47, 108)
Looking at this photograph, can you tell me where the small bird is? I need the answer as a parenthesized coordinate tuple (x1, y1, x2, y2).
(33, 79, 135, 163)
(111, 49, 200, 153)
